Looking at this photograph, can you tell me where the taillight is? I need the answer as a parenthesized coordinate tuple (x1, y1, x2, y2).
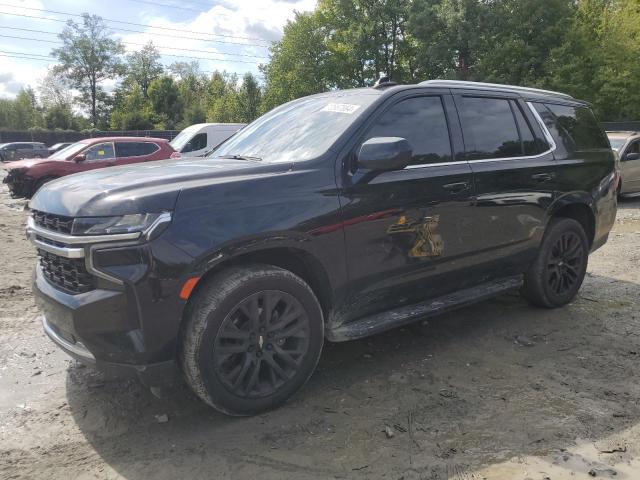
(170, 152, 181, 159)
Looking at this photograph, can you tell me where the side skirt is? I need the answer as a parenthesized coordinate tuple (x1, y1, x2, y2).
(326, 275, 523, 342)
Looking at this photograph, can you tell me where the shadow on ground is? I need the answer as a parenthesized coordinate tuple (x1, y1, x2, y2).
(65, 273, 640, 479)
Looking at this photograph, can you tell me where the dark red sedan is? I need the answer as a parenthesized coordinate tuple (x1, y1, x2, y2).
(2, 137, 175, 198)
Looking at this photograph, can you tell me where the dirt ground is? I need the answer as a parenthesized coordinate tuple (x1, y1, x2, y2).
(1, 179, 639, 480)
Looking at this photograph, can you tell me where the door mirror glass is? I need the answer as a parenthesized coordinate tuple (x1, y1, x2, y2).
(357, 137, 412, 171)
(74, 153, 86, 162)
(624, 152, 640, 161)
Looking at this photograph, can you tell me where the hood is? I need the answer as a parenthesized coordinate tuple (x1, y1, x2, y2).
(2, 157, 52, 171)
(29, 157, 292, 217)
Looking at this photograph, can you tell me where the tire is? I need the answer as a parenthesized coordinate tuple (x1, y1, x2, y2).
(521, 217, 589, 308)
(179, 264, 324, 416)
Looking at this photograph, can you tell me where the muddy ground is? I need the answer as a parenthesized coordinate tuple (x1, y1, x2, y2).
(0, 179, 639, 480)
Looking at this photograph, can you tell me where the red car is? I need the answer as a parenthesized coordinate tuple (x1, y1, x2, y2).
(2, 137, 175, 198)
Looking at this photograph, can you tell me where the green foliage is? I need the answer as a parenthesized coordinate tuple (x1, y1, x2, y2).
(52, 13, 125, 126)
(109, 85, 154, 130)
(125, 42, 164, 97)
(148, 76, 182, 128)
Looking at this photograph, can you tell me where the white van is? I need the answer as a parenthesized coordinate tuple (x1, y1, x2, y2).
(169, 123, 246, 157)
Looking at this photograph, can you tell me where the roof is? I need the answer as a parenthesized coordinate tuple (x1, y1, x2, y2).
(80, 136, 169, 143)
(419, 80, 575, 101)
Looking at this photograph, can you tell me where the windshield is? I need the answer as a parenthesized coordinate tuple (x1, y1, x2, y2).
(170, 126, 200, 151)
(607, 137, 627, 152)
(49, 141, 88, 160)
(213, 92, 380, 163)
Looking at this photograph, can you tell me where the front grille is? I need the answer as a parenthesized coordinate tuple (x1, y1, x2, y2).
(33, 210, 74, 234)
(38, 249, 95, 294)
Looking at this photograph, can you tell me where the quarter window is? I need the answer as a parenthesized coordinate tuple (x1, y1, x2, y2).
(84, 143, 115, 162)
(458, 97, 523, 160)
(364, 96, 452, 165)
(544, 103, 609, 150)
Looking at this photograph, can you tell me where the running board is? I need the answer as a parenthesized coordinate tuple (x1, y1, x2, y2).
(326, 275, 523, 342)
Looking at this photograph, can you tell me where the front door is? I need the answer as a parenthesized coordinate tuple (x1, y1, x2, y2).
(75, 142, 116, 172)
(337, 92, 476, 323)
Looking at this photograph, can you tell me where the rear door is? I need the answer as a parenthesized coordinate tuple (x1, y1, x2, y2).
(452, 92, 556, 279)
(114, 141, 161, 165)
(338, 91, 476, 322)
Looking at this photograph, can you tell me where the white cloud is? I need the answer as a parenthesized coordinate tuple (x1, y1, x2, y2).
(0, 0, 317, 98)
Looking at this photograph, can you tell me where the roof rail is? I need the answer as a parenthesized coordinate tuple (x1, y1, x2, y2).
(419, 80, 574, 100)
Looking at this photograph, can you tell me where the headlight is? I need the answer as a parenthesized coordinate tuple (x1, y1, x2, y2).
(71, 213, 169, 236)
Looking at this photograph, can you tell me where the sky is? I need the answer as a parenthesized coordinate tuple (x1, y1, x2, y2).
(0, 0, 317, 98)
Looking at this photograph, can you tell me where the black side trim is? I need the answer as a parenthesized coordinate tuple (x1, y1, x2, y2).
(326, 275, 524, 342)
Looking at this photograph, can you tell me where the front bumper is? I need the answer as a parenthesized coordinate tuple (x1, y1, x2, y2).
(28, 214, 194, 387)
(2, 171, 33, 198)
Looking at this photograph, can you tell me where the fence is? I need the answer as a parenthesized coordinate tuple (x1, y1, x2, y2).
(0, 130, 181, 145)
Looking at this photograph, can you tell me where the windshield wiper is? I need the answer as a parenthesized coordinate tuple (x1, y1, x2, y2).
(216, 154, 262, 161)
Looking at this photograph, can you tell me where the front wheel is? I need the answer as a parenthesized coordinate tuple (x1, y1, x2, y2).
(179, 264, 324, 416)
(521, 218, 589, 308)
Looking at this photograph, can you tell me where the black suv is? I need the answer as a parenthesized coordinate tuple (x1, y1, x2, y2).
(27, 80, 617, 415)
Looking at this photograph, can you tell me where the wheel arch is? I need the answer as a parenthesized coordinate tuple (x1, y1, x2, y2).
(549, 195, 596, 247)
(184, 246, 335, 322)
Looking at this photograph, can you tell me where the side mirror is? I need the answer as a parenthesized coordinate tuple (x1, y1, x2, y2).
(624, 152, 640, 161)
(74, 153, 86, 162)
(357, 137, 412, 171)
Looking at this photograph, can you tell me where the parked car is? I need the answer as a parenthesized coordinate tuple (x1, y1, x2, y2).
(0, 142, 48, 162)
(3, 137, 175, 198)
(27, 80, 616, 416)
(169, 123, 245, 157)
(47, 142, 73, 157)
(606, 131, 640, 195)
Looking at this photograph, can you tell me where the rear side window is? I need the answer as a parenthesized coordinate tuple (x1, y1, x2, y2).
(116, 142, 160, 157)
(182, 133, 207, 153)
(364, 96, 452, 165)
(458, 97, 528, 160)
(543, 103, 609, 151)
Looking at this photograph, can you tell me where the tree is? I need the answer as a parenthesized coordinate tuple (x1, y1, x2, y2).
(206, 71, 241, 123)
(126, 41, 163, 97)
(110, 85, 154, 130)
(237, 72, 262, 122)
(148, 76, 182, 128)
(12, 88, 40, 130)
(38, 68, 74, 109)
(262, 11, 333, 110)
(52, 14, 124, 127)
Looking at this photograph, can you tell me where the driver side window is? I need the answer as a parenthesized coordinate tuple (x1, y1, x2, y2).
(84, 143, 115, 162)
(364, 96, 452, 166)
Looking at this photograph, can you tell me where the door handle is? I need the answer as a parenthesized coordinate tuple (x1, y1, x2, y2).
(531, 173, 554, 183)
(443, 181, 470, 194)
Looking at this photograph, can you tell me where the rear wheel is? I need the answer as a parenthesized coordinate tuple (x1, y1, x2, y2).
(180, 264, 324, 415)
(521, 218, 589, 308)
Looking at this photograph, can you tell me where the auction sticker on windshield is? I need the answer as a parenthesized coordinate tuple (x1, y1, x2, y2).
(321, 103, 361, 114)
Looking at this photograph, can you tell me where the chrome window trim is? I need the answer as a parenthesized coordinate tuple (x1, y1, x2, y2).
(404, 102, 557, 169)
(526, 101, 557, 151)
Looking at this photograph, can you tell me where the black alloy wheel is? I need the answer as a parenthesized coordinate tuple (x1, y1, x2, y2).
(545, 231, 585, 297)
(213, 290, 310, 398)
